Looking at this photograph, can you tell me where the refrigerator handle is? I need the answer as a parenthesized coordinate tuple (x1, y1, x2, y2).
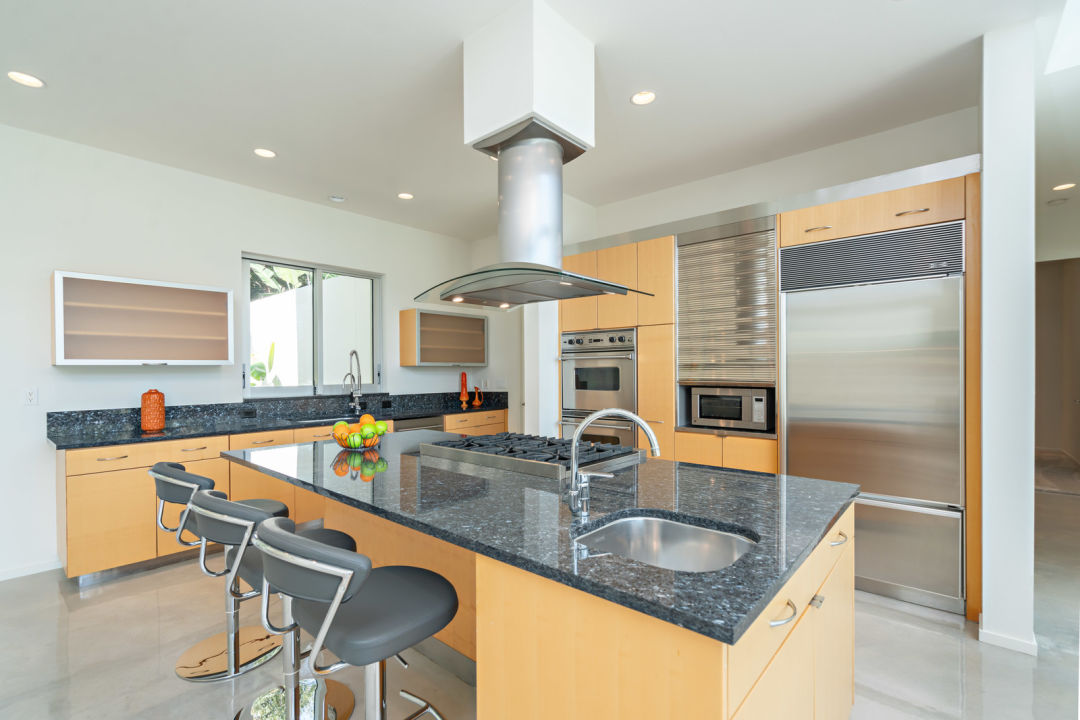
(855, 497, 962, 518)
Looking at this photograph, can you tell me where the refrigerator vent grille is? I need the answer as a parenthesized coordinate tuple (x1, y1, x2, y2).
(678, 228, 776, 383)
(780, 221, 964, 292)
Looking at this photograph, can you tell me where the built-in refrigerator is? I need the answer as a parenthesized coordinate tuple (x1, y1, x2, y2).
(780, 221, 965, 614)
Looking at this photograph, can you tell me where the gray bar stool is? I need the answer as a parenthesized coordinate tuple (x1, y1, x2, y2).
(187, 492, 360, 720)
(243, 516, 458, 720)
(149, 461, 289, 682)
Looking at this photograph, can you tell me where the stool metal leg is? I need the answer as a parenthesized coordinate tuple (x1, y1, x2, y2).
(175, 579, 282, 682)
(363, 661, 388, 720)
(400, 690, 446, 720)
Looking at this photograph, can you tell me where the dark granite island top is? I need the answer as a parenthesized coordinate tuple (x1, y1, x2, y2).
(223, 430, 858, 646)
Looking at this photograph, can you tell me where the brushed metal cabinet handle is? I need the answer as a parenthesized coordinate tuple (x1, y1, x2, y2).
(804, 225, 833, 233)
(770, 599, 798, 627)
(251, 439, 274, 445)
(312, 433, 332, 438)
(895, 207, 930, 217)
(830, 531, 849, 547)
(98, 455, 129, 461)
(180, 446, 208, 452)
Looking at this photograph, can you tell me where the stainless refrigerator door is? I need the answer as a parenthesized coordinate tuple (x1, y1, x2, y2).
(854, 497, 964, 613)
(783, 276, 963, 506)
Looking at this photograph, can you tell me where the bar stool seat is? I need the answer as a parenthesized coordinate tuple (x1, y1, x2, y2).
(292, 566, 457, 668)
(237, 498, 289, 518)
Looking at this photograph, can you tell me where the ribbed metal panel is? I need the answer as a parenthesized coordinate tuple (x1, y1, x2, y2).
(780, 221, 964, 292)
(677, 229, 777, 383)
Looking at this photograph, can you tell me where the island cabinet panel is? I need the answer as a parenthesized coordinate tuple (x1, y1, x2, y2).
(636, 235, 676, 326)
(778, 177, 965, 248)
(596, 243, 638, 329)
(476, 555, 728, 719)
(730, 609, 815, 720)
(66, 467, 157, 577)
(674, 431, 723, 467)
(293, 488, 327, 525)
(559, 251, 598, 332)
(723, 437, 778, 474)
(636, 323, 675, 457)
(156, 457, 229, 557)
(322, 502, 477, 660)
(229, 431, 298, 516)
(814, 543, 856, 720)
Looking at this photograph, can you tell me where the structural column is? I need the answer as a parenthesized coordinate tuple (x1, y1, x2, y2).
(979, 21, 1038, 655)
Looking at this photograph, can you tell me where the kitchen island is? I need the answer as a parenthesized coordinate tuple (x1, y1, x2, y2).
(224, 430, 858, 719)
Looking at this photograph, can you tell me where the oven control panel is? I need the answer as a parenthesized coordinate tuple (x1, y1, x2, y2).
(561, 329, 636, 352)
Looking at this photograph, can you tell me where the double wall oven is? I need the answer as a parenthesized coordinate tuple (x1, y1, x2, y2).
(560, 329, 637, 446)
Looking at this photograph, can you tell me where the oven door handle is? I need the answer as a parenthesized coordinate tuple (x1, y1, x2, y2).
(561, 354, 634, 361)
(559, 420, 635, 431)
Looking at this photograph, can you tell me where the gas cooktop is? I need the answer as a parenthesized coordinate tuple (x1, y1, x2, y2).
(419, 432, 645, 480)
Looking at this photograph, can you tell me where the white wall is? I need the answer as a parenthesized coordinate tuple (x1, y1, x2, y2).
(0, 123, 520, 580)
(1036, 199, 1080, 261)
(590, 107, 980, 238)
(979, 22, 1038, 656)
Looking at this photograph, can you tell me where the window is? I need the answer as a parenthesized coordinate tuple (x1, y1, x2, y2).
(243, 256, 381, 396)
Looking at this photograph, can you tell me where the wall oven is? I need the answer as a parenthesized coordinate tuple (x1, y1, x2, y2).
(560, 329, 637, 446)
(690, 386, 773, 432)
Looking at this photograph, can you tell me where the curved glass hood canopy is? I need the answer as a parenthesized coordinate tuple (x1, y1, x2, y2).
(414, 262, 650, 309)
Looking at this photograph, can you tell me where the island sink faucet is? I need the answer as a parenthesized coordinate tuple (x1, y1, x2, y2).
(568, 408, 661, 522)
(342, 350, 363, 415)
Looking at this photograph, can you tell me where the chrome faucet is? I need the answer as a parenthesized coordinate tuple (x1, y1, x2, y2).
(568, 408, 661, 522)
(342, 350, 363, 415)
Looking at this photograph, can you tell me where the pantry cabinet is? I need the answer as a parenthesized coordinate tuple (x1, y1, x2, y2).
(635, 324, 675, 457)
(559, 251, 598, 332)
(636, 235, 676, 326)
(596, 243, 637, 329)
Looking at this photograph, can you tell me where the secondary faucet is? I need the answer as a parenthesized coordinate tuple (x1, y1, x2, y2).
(568, 408, 661, 522)
(342, 350, 363, 416)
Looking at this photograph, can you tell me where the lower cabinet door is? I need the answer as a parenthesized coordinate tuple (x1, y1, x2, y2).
(814, 546, 856, 720)
(156, 458, 230, 557)
(230, 466, 296, 519)
(67, 468, 157, 577)
(731, 609, 815, 720)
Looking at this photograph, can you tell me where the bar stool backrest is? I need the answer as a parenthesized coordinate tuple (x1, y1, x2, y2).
(189, 489, 274, 547)
(256, 517, 372, 604)
(149, 461, 215, 504)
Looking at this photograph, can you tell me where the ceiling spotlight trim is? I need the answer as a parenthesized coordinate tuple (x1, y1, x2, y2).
(7, 71, 45, 88)
(397, 192, 415, 200)
(253, 148, 277, 158)
(1052, 183, 1076, 191)
(630, 90, 656, 105)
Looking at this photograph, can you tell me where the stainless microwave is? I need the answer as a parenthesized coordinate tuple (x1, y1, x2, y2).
(690, 387, 773, 432)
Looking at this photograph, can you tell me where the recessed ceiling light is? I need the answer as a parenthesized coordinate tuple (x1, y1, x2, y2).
(498, 302, 510, 309)
(397, 192, 414, 200)
(1052, 183, 1076, 191)
(253, 148, 276, 159)
(451, 296, 464, 303)
(630, 90, 656, 106)
(1047, 198, 1069, 206)
(328, 195, 346, 203)
(7, 71, 45, 88)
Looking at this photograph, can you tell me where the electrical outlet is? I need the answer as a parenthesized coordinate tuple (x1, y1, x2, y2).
(24, 387, 38, 406)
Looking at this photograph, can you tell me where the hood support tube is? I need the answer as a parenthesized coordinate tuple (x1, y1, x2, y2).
(498, 137, 564, 267)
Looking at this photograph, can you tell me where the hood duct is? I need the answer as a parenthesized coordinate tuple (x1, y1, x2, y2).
(416, 118, 648, 308)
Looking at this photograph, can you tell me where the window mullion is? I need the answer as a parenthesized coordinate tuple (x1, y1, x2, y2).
(312, 268, 323, 394)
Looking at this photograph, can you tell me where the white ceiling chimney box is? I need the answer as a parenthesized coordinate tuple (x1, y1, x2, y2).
(463, 0, 594, 150)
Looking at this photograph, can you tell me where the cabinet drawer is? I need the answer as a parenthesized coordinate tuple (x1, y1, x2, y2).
(673, 431, 723, 467)
(458, 422, 507, 437)
(229, 429, 295, 450)
(65, 435, 228, 476)
(728, 505, 854, 710)
(293, 426, 336, 443)
(723, 437, 778, 474)
(443, 410, 506, 430)
(779, 178, 965, 247)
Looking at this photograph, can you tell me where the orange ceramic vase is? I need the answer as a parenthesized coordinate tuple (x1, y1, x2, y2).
(141, 388, 165, 432)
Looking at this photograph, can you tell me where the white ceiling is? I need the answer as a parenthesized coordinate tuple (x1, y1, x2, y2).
(0, 0, 1038, 240)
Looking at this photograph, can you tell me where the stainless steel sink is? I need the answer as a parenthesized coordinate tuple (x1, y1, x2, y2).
(575, 515, 755, 573)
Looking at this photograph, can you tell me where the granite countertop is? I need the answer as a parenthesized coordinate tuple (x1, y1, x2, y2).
(47, 403, 507, 450)
(223, 431, 858, 645)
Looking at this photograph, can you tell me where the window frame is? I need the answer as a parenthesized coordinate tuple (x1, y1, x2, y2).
(241, 254, 383, 399)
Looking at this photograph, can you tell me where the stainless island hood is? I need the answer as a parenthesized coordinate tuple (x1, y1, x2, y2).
(415, 118, 648, 309)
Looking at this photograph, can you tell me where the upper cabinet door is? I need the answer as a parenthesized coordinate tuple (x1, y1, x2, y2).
(636, 235, 675, 326)
(779, 177, 965, 248)
(596, 243, 637, 329)
(559, 251, 598, 332)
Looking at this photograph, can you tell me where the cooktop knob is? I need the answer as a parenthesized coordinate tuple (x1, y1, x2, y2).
(575, 338, 584, 345)
(608, 336, 616, 342)
(618, 335, 626, 342)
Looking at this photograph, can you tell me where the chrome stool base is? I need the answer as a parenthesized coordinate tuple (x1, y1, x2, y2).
(175, 626, 282, 682)
(364, 659, 445, 720)
(235, 678, 354, 720)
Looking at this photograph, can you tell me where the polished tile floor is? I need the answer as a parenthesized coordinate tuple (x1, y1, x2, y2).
(1, 493, 1075, 719)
